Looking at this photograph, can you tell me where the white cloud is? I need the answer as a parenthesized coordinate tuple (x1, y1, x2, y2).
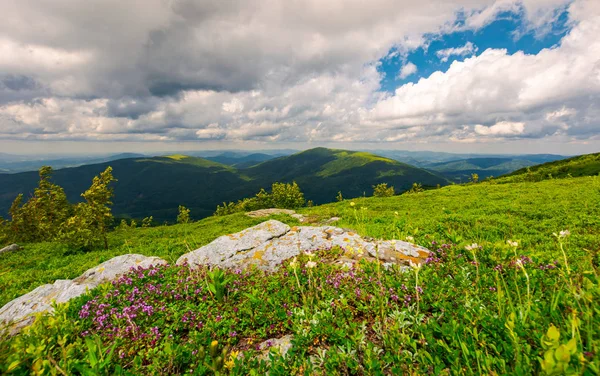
(398, 62, 418, 79)
(369, 0, 600, 142)
(436, 42, 478, 62)
(474, 121, 525, 135)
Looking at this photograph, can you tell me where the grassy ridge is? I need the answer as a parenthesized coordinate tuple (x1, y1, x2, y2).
(0, 148, 448, 222)
(1, 176, 599, 374)
(497, 152, 600, 183)
(1, 176, 598, 308)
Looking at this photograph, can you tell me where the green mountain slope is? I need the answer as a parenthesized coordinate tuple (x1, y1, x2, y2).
(0, 148, 448, 222)
(426, 157, 546, 182)
(0, 156, 255, 221)
(495, 152, 600, 183)
(246, 148, 448, 203)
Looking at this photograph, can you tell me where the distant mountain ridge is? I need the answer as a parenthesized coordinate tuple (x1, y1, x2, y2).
(0, 148, 448, 222)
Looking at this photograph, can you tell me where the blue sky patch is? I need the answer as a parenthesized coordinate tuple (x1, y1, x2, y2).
(378, 9, 571, 92)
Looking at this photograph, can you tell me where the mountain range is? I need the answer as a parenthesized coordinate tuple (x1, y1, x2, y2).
(0, 148, 448, 222)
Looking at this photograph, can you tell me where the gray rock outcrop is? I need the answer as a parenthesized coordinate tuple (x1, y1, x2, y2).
(0, 254, 167, 335)
(177, 220, 430, 271)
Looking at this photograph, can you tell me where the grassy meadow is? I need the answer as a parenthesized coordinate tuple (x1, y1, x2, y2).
(1, 175, 599, 374)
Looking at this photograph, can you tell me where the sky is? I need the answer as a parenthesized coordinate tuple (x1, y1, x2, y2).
(1, 0, 599, 155)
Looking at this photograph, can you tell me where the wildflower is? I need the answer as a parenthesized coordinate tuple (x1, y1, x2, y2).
(507, 240, 518, 247)
(394, 211, 399, 216)
(408, 260, 422, 270)
(350, 202, 356, 206)
(465, 243, 480, 251)
(559, 230, 570, 238)
(304, 251, 315, 258)
(305, 261, 317, 269)
(289, 257, 298, 269)
(406, 236, 415, 242)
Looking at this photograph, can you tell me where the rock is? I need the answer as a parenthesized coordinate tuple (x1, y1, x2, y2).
(176, 220, 290, 267)
(0, 254, 167, 335)
(74, 254, 168, 285)
(324, 217, 341, 224)
(290, 213, 306, 222)
(0, 244, 21, 255)
(258, 335, 294, 359)
(246, 209, 296, 218)
(245, 208, 306, 222)
(178, 220, 430, 272)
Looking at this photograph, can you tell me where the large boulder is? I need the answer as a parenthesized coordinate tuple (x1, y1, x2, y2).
(0, 254, 167, 335)
(177, 220, 430, 271)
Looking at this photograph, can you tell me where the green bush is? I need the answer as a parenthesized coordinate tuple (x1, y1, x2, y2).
(214, 182, 305, 216)
(177, 205, 191, 224)
(373, 183, 395, 197)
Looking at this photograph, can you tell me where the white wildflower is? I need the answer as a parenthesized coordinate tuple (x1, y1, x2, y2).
(465, 243, 480, 251)
(507, 240, 518, 247)
(305, 261, 317, 269)
(406, 236, 415, 242)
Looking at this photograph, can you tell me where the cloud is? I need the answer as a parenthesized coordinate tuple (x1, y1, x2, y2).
(369, 0, 600, 143)
(0, 0, 598, 153)
(436, 42, 478, 62)
(398, 62, 418, 79)
(474, 121, 525, 135)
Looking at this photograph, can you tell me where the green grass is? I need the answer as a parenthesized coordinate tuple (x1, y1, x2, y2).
(0, 214, 300, 307)
(497, 152, 600, 183)
(298, 176, 600, 258)
(1, 176, 599, 374)
(316, 150, 398, 177)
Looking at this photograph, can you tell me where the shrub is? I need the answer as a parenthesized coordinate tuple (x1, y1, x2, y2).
(142, 216, 153, 228)
(214, 182, 305, 216)
(271, 182, 305, 209)
(406, 182, 424, 194)
(177, 205, 191, 224)
(373, 183, 395, 197)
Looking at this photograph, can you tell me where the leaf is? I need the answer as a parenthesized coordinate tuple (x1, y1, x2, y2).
(546, 325, 560, 343)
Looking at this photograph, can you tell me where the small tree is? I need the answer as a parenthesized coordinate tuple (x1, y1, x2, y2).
(471, 173, 479, 184)
(373, 183, 395, 197)
(59, 167, 116, 251)
(9, 166, 71, 242)
(177, 205, 191, 224)
(336, 191, 343, 202)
